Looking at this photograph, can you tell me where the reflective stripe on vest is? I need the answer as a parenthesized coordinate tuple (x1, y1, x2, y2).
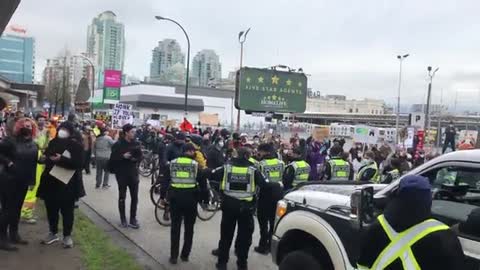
(369, 214, 449, 270)
(221, 165, 256, 201)
(328, 158, 350, 181)
(170, 157, 198, 188)
(259, 158, 285, 182)
(289, 160, 310, 186)
(356, 162, 379, 183)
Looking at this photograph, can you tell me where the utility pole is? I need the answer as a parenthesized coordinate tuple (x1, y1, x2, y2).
(425, 66, 439, 145)
(395, 54, 409, 145)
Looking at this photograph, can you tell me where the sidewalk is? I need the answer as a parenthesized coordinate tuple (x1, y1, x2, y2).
(0, 206, 84, 270)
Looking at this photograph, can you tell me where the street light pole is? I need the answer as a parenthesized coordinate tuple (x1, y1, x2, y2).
(236, 28, 250, 131)
(395, 53, 409, 145)
(155, 16, 191, 117)
(425, 66, 439, 144)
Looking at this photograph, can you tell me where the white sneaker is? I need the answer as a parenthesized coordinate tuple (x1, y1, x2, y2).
(63, 236, 73, 248)
(41, 232, 60, 245)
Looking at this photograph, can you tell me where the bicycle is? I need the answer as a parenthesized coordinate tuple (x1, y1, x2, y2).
(139, 149, 158, 178)
(154, 179, 221, 226)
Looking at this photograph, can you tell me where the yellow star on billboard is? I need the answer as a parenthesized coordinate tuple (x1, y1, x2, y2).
(258, 76, 264, 83)
(298, 82, 303, 87)
(286, 79, 292, 86)
(271, 75, 280, 85)
(246, 77, 251, 83)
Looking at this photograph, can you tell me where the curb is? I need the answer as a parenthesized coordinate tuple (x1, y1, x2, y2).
(79, 200, 166, 270)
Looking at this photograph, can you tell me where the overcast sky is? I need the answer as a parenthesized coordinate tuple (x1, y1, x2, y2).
(8, 0, 480, 109)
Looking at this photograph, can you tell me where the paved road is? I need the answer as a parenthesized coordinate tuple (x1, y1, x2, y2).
(81, 170, 277, 270)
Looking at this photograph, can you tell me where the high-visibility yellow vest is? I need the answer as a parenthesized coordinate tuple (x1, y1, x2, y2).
(170, 157, 198, 189)
(93, 126, 101, 136)
(259, 158, 285, 183)
(221, 165, 256, 201)
(328, 158, 350, 181)
(382, 169, 400, 183)
(289, 160, 310, 186)
(248, 157, 260, 168)
(356, 161, 379, 183)
(357, 214, 449, 270)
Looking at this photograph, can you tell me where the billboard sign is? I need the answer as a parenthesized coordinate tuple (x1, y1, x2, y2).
(104, 70, 122, 88)
(103, 88, 120, 104)
(235, 67, 307, 113)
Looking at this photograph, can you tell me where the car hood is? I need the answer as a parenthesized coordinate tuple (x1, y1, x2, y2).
(284, 184, 387, 210)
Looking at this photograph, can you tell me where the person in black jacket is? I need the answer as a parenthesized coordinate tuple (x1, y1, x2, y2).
(37, 121, 85, 248)
(207, 138, 225, 170)
(357, 175, 465, 270)
(166, 132, 186, 162)
(0, 118, 38, 251)
(109, 124, 143, 229)
(210, 147, 268, 270)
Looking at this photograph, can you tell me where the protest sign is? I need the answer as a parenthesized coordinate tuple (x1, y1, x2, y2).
(112, 103, 133, 128)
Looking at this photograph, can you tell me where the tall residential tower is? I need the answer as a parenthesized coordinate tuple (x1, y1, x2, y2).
(191, 49, 222, 87)
(149, 39, 185, 84)
(86, 11, 125, 87)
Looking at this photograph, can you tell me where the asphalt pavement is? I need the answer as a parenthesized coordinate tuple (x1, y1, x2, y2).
(81, 169, 277, 270)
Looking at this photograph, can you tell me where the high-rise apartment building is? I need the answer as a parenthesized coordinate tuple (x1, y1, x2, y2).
(0, 30, 35, 83)
(149, 39, 185, 84)
(86, 11, 125, 87)
(191, 49, 222, 87)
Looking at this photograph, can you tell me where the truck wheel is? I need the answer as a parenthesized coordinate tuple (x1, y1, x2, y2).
(279, 250, 323, 270)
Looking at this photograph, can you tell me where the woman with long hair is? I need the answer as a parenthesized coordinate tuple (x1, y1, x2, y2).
(0, 117, 38, 251)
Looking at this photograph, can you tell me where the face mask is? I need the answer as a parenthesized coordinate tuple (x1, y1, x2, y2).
(19, 127, 32, 136)
(283, 149, 289, 154)
(58, 130, 69, 139)
(218, 141, 225, 148)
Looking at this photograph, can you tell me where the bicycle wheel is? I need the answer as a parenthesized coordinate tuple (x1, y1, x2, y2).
(139, 159, 152, 177)
(150, 183, 166, 208)
(154, 197, 171, 226)
(197, 189, 221, 221)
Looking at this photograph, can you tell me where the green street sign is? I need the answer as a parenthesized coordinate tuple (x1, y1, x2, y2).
(235, 67, 307, 113)
(103, 87, 120, 104)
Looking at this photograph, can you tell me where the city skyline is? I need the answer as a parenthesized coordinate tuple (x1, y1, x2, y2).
(7, 0, 480, 110)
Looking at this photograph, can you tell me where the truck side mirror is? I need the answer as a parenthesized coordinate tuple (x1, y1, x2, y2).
(350, 186, 375, 228)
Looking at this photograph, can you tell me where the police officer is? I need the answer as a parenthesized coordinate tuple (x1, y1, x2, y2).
(324, 145, 353, 181)
(283, 148, 311, 190)
(210, 147, 268, 270)
(165, 143, 207, 264)
(381, 158, 402, 184)
(356, 150, 379, 182)
(357, 175, 465, 270)
(255, 143, 285, 255)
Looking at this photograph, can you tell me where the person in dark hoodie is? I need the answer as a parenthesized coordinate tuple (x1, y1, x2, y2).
(109, 124, 143, 229)
(0, 118, 38, 251)
(166, 132, 186, 162)
(357, 175, 465, 270)
(37, 121, 84, 249)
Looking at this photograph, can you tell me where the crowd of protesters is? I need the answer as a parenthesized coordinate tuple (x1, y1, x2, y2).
(0, 109, 454, 270)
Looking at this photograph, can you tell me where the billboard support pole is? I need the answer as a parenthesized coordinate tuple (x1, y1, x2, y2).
(237, 28, 251, 131)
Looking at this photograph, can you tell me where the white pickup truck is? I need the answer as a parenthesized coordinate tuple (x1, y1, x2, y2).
(271, 150, 480, 270)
